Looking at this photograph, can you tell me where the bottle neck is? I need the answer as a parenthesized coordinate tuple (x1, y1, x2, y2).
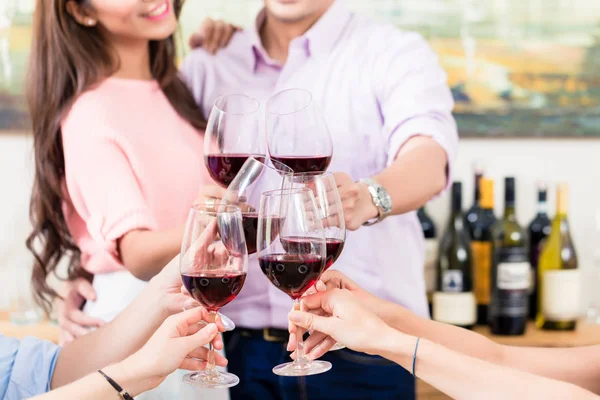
(537, 200, 548, 216)
(504, 202, 517, 221)
(473, 173, 482, 204)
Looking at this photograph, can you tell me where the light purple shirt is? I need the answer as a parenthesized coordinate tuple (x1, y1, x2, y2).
(181, 0, 458, 329)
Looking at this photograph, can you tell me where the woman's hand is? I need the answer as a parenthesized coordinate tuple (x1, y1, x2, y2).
(287, 270, 390, 358)
(288, 288, 391, 357)
(104, 307, 228, 395)
(189, 18, 240, 54)
(56, 278, 104, 344)
(333, 173, 378, 230)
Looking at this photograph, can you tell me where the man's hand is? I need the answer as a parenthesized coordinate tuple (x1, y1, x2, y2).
(189, 18, 240, 54)
(333, 172, 378, 230)
(56, 278, 104, 344)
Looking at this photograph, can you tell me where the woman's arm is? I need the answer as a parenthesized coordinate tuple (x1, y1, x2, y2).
(379, 331, 597, 400)
(297, 271, 600, 395)
(35, 308, 223, 399)
(290, 289, 598, 400)
(118, 226, 183, 281)
(51, 255, 226, 388)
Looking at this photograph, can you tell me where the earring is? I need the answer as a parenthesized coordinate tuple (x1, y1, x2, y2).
(86, 18, 96, 26)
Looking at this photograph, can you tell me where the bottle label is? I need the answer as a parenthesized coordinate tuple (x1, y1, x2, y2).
(491, 247, 530, 318)
(432, 292, 476, 326)
(497, 262, 531, 290)
(424, 239, 438, 295)
(442, 270, 463, 292)
(542, 270, 581, 321)
(472, 241, 492, 305)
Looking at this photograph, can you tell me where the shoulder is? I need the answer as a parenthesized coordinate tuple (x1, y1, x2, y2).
(0, 335, 60, 398)
(182, 30, 252, 73)
(344, 16, 433, 59)
(62, 80, 119, 137)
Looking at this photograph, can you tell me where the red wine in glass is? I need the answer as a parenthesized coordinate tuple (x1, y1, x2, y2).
(258, 254, 324, 300)
(181, 271, 247, 312)
(280, 237, 345, 270)
(205, 154, 265, 188)
(270, 156, 332, 174)
(242, 214, 283, 255)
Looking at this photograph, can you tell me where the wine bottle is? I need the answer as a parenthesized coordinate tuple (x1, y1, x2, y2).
(470, 178, 497, 325)
(432, 182, 476, 328)
(465, 161, 485, 238)
(536, 183, 580, 331)
(489, 177, 529, 335)
(418, 206, 438, 315)
(527, 182, 551, 320)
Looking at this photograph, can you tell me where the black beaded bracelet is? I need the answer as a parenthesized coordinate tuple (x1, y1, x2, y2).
(98, 370, 134, 400)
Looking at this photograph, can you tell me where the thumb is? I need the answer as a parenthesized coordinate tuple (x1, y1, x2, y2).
(289, 311, 338, 336)
(183, 323, 218, 351)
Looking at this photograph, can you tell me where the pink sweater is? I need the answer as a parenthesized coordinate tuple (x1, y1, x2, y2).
(61, 78, 208, 274)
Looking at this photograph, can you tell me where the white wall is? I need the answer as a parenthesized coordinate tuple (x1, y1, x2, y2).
(0, 133, 34, 309)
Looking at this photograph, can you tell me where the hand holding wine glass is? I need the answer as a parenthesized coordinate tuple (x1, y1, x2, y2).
(266, 89, 333, 174)
(257, 188, 330, 376)
(180, 203, 248, 389)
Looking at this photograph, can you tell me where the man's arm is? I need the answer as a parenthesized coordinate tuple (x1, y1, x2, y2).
(336, 31, 457, 229)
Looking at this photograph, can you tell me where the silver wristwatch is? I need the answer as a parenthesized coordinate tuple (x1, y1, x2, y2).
(359, 178, 392, 226)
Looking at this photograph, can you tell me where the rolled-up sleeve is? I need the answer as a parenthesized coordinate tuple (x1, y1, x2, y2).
(0, 335, 60, 399)
(374, 30, 458, 190)
(61, 109, 158, 274)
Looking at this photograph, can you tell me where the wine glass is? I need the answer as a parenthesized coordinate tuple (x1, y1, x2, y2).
(257, 188, 331, 376)
(294, 171, 346, 351)
(204, 94, 264, 187)
(180, 203, 248, 388)
(266, 88, 333, 174)
(223, 157, 294, 255)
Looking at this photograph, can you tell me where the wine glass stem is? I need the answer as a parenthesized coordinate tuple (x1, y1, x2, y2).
(293, 299, 309, 365)
(205, 311, 219, 377)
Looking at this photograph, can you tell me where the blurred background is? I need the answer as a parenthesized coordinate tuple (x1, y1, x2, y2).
(1, 0, 599, 315)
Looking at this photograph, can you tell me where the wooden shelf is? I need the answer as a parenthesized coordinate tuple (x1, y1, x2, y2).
(418, 321, 600, 399)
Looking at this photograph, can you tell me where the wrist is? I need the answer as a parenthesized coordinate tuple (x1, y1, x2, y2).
(102, 356, 160, 397)
(377, 327, 415, 368)
(142, 279, 171, 322)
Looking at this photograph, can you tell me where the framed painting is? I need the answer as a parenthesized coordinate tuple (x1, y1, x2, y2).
(3, 0, 600, 137)
(0, 0, 32, 131)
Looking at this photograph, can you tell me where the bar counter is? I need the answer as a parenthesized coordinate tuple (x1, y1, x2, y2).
(2, 313, 599, 399)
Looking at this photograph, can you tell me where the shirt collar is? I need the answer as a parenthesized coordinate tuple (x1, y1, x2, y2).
(248, 0, 352, 72)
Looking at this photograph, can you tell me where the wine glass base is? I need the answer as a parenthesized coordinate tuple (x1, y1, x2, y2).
(182, 371, 239, 389)
(272, 360, 332, 377)
(329, 343, 346, 351)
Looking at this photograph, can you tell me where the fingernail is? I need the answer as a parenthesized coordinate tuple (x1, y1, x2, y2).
(206, 323, 217, 333)
(289, 311, 302, 323)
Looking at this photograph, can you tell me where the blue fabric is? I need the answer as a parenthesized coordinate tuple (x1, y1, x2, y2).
(0, 334, 60, 399)
(224, 331, 415, 400)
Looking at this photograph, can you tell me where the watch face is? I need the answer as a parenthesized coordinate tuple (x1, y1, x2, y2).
(376, 187, 393, 213)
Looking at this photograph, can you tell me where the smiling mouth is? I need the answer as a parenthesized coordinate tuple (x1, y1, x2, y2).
(143, 1, 169, 19)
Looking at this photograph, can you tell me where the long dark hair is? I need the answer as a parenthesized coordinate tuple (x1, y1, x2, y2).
(26, 0, 206, 314)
